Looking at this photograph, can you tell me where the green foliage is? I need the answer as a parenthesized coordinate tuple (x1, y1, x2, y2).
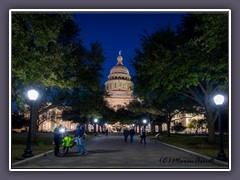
(132, 13, 229, 142)
(61, 86, 107, 124)
(12, 13, 67, 88)
(11, 13, 106, 141)
(114, 107, 141, 124)
(186, 119, 208, 130)
(171, 122, 186, 133)
(12, 12, 105, 108)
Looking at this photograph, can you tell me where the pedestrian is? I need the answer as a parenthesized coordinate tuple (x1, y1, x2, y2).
(123, 127, 129, 143)
(105, 128, 109, 137)
(129, 127, 135, 143)
(62, 133, 73, 155)
(75, 123, 87, 155)
(140, 126, 147, 144)
(53, 126, 62, 157)
(70, 125, 78, 149)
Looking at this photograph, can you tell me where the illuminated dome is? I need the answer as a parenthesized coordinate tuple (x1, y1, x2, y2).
(104, 51, 134, 110)
(110, 65, 129, 75)
(108, 54, 131, 81)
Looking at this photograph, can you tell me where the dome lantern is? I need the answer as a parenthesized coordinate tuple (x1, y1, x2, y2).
(117, 50, 123, 65)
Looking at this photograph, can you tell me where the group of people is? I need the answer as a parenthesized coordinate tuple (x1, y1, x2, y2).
(123, 126, 147, 144)
(53, 123, 87, 157)
(53, 123, 148, 157)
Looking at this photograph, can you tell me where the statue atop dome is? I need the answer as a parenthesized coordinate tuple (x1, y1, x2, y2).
(117, 50, 123, 65)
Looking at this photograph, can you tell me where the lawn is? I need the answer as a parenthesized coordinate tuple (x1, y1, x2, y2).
(149, 133, 229, 161)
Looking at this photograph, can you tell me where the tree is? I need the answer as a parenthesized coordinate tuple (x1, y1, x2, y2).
(175, 13, 228, 142)
(11, 13, 105, 141)
(132, 13, 228, 143)
(132, 27, 202, 136)
(61, 86, 108, 133)
(127, 99, 163, 133)
(12, 13, 70, 89)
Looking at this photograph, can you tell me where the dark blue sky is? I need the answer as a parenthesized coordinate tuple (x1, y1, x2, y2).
(74, 12, 185, 84)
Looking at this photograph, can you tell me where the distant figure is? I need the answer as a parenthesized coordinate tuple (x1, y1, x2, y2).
(105, 128, 109, 137)
(62, 133, 73, 155)
(129, 127, 135, 143)
(75, 123, 87, 155)
(53, 126, 62, 157)
(123, 127, 129, 143)
(140, 126, 147, 144)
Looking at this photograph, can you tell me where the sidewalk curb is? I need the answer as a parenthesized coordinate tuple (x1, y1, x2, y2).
(12, 149, 55, 167)
(149, 138, 228, 166)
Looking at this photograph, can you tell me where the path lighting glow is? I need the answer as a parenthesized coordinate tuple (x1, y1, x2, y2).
(143, 119, 147, 124)
(214, 94, 225, 105)
(59, 128, 65, 133)
(28, 89, 39, 101)
(94, 118, 98, 133)
(22, 89, 39, 158)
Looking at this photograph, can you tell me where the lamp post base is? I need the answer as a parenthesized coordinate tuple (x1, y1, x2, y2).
(22, 149, 33, 158)
(216, 152, 227, 161)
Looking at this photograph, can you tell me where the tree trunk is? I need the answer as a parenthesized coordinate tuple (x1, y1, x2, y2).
(205, 105, 217, 143)
(166, 112, 171, 137)
(158, 124, 162, 133)
(85, 118, 90, 133)
(151, 122, 155, 134)
(167, 120, 171, 137)
(207, 120, 216, 143)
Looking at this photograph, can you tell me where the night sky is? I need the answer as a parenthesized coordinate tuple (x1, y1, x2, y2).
(74, 12, 185, 85)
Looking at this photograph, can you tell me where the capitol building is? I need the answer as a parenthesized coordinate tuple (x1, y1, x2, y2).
(104, 52, 134, 110)
(13, 52, 205, 134)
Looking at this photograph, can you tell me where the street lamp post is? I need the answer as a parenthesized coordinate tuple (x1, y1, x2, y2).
(213, 94, 227, 161)
(22, 89, 39, 158)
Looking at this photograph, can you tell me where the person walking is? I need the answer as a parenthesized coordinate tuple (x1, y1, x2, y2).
(70, 125, 78, 149)
(62, 133, 73, 155)
(140, 126, 147, 144)
(76, 123, 87, 155)
(129, 127, 135, 143)
(53, 126, 62, 157)
(123, 127, 129, 143)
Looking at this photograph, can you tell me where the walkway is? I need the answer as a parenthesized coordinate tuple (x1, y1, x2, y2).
(12, 133, 228, 169)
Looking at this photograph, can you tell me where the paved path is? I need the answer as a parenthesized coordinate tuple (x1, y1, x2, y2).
(12, 133, 228, 169)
